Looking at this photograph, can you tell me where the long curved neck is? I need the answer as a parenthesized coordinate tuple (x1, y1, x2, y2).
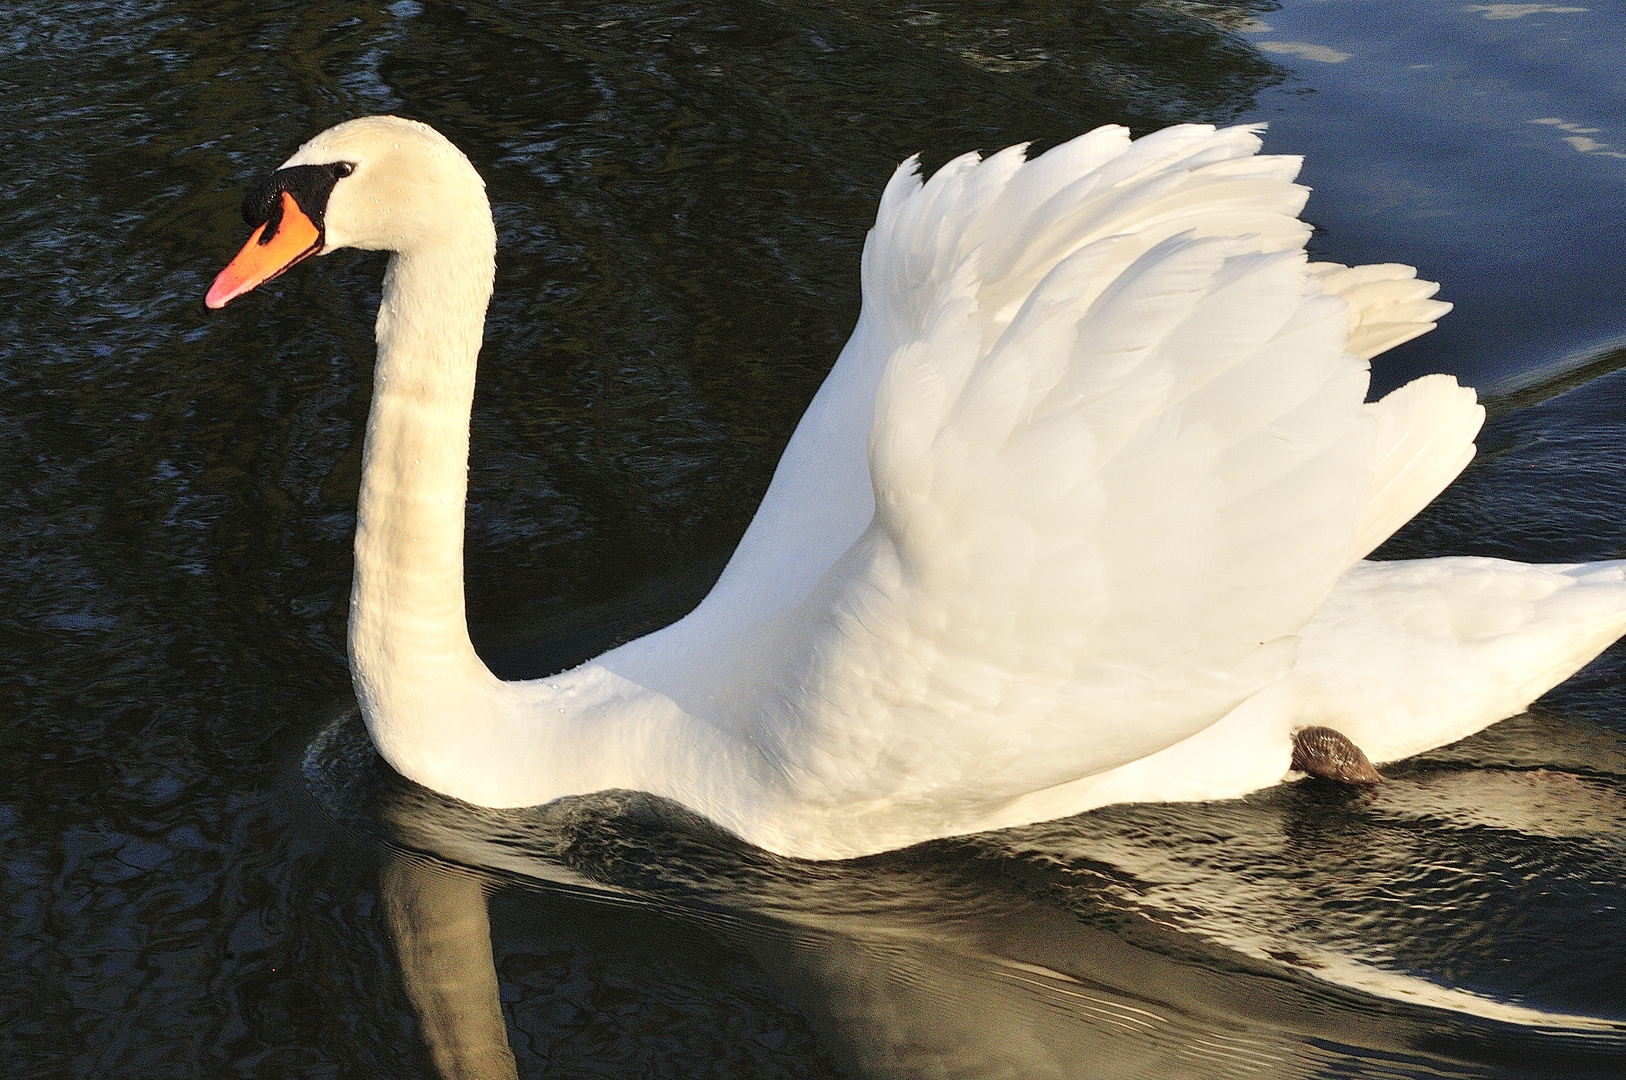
(350, 243, 502, 784)
(345, 224, 771, 823)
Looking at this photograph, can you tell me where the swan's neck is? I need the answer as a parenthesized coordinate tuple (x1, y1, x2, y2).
(349, 245, 505, 788)
(347, 240, 747, 813)
(346, 241, 757, 816)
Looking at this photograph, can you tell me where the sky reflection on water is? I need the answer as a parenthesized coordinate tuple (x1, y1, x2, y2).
(1232, 0, 1626, 396)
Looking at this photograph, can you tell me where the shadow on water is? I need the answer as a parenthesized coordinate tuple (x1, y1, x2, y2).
(306, 694, 1626, 1080)
(6, 0, 1626, 1076)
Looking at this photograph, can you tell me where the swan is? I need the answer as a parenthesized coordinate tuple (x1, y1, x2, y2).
(207, 115, 1626, 860)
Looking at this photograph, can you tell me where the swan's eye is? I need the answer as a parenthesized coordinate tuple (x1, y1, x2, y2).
(331, 162, 355, 179)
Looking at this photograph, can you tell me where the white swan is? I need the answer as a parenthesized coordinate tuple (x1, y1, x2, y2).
(208, 116, 1626, 859)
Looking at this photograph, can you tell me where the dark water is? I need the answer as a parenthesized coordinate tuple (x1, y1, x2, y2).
(5, 1, 1626, 1076)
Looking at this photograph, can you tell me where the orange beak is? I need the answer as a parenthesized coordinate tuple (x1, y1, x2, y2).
(205, 191, 323, 309)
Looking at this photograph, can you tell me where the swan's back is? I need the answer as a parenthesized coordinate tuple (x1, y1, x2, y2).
(588, 124, 1479, 856)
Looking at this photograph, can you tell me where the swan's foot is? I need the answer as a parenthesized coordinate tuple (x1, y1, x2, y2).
(1290, 726, 1383, 785)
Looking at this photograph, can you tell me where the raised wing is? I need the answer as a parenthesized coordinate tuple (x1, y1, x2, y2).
(601, 125, 1470, 853)
(695, 125, 1325, 633)
(738, 127, 1427, 828)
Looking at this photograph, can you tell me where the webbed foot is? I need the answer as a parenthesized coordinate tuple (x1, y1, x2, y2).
(1291, 725, 1383, 785)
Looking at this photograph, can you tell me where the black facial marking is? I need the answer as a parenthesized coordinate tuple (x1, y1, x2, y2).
(240, 162, 353, 245)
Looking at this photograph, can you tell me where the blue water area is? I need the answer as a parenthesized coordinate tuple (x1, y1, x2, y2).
(1240, 0, 1626, 396)
(3, 1, 1626, 1077)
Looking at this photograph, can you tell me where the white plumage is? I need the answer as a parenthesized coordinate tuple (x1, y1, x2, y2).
(212, 116, 1626, 859)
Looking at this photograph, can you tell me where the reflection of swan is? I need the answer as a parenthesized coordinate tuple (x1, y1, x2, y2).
(377, 843, 1329, 1080)
(353, 719, 1626, 1080)
(211, 115, 1626, 858)
(380, 857, 518, 1080)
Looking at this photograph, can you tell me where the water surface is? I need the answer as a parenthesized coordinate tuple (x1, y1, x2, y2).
(4, 1, 1626, 1076)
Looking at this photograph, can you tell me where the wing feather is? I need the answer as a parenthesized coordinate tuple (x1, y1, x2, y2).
(1350, 374, 1484, 561)
(756, 235, 1381, 819)
(644, 126, 1464, 845)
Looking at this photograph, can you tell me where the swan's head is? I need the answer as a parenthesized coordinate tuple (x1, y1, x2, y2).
(206, 115, 492, 309)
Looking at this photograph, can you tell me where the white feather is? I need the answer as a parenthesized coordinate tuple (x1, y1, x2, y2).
(223, 116, 1626, 859)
